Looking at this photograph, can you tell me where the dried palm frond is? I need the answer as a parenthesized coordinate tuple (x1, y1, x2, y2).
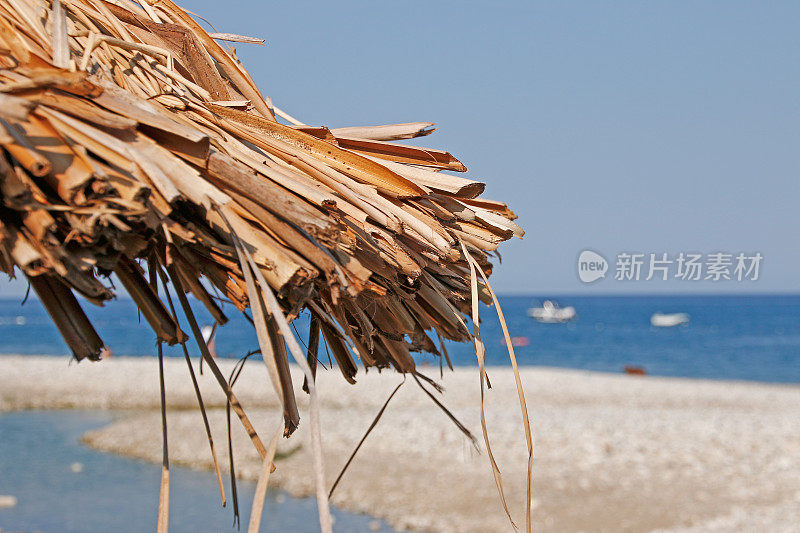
(0, 0, 530, 531)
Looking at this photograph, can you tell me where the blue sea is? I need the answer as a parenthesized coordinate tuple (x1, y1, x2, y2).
(1, 295, 799, 383)
(0, 411, 391, 533)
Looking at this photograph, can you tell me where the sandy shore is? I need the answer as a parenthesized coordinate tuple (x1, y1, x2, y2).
(2, 355, 799, 532)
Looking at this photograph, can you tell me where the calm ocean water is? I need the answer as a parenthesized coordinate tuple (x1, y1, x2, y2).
(0, 411, 391, 533)
(1, 295, 798, 383)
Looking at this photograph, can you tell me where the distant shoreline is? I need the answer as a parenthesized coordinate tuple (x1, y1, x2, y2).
(2, 355, 799, 531)
(1, 352, 797, 387)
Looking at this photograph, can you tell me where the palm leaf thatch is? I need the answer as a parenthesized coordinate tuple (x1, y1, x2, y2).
(0, 0, 531, 531)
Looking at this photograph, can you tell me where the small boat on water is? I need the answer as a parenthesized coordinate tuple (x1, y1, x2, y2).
(650, 312, 690, 327)
(527, 300, 577, 323)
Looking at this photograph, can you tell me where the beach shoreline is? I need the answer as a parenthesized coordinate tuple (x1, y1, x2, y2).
(2, 355, 799, 532)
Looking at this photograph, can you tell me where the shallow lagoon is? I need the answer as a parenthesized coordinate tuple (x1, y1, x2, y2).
(0, 411, 390, 533)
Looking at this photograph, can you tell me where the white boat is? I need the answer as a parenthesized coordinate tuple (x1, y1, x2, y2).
(650, 312, 689, 327)
(527, 300, 577, 323)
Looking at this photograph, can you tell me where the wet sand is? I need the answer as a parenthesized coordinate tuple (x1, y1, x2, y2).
(2, 355, 799, 532)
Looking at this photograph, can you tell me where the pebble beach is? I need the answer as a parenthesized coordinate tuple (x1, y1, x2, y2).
(1, 355, 799, 532)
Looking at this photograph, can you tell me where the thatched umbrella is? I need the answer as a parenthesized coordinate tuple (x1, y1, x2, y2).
(0, 0, 532, 531)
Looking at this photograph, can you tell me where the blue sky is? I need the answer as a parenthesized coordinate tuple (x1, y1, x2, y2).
(2, 1, 798, 296)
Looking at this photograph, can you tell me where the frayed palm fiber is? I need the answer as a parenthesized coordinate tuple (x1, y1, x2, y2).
(0, 1, 530, 531)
